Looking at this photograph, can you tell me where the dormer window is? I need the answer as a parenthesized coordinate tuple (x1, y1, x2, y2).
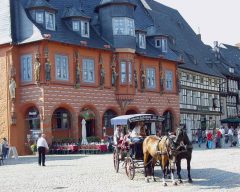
(155, 37, 168, 52)
(138, 33, 146, 49)
(112, 17, 135, 36)
(81, 21, 89, 38)
(229, 67, 234, 73)
(36, 11, 44, 24)
(72, 21, 80, 31)
(45, 12, 55, 30)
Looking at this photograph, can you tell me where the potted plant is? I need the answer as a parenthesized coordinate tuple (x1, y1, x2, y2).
(30, 144, 37, 155)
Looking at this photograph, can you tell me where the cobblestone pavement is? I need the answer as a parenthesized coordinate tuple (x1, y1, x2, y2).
(0, 146, 240, 192)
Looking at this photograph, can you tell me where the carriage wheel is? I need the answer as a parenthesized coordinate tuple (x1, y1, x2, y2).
(125, 157, 135, 180)
(113, 148, 119, 173)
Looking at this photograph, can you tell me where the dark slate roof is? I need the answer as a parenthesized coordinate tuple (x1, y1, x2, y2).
(144, 0, 224, 78)
(62, 7, 90, 19)
(26, 0, 57, 11)
(99, 0, 136, 6)
(12, 0, 225, 65)
(100, 0, 135, 4)
(216, 44, 240, 77)
(17, 0, 111, 50)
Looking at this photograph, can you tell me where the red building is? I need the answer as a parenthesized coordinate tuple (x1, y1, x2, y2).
(0, 0, 180, 155)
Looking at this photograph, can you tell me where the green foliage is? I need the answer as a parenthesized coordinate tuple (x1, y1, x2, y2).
(86, 136, 101, 143)
(30, 144, 37, 152)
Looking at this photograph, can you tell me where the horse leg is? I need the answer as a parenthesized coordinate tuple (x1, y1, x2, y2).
(176, 160, 183, 183)
(143, 153, 149, 183)
(170, 160, 177, 185)
(187, 157, 192, 183)
(161, 156, 167, 186)
(151, 158, 156, 182)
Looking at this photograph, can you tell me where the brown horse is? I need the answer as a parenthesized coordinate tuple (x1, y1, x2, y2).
(143, 135, 177, 186)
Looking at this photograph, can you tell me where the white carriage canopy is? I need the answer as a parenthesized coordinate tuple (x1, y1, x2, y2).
(111, 114, 165, 126)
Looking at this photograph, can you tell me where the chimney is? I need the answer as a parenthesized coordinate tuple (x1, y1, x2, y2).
(235, 43, 240, 48)
(197, 34, 201, 41)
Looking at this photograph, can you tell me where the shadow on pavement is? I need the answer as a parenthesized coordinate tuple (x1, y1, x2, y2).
(3, 154, 87, 165)
(182, 168, 240, 190)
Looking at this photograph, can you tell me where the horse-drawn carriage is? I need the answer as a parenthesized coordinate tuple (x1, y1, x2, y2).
(111, 114, 193, 185)
(111, 114, 164, 180)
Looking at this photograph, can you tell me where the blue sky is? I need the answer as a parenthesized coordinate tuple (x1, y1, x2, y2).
(157, 0, 240, 46)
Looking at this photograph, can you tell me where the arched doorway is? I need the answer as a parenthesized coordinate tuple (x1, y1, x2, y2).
(80, 109, 95, 137)
(103, 109, 117, 136)
(146, 110, 156, 115)
(162, 111, 174, 135)
(52, 108, 71, 140)
(25, 107, 41, 142)
(145, 109, 159, 135)
(125, 109, 138, 115)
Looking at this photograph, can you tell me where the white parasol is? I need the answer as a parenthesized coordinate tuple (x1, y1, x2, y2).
(81, 119, 88, 145)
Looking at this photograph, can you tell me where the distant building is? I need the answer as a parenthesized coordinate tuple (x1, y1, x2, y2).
(145, 0, 224, 141)
(212, 43, 240, 120)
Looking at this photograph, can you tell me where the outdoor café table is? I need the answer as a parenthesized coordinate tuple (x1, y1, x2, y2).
(96, 144, 108, 152)
(68, 145, 78, 152)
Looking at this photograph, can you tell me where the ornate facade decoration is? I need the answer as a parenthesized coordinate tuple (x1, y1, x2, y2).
(44, 47, 51, 82)
(99, 54, 105, 89)
(75, 51, 81, 88)
(34, 51, 41, 84)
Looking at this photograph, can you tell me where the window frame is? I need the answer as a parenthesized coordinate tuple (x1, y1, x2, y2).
(72, 20, 80, 31)
(146, 67, 156, 89)
(81, 20, 90, 38)
(53, 108, 71, 130)
(139, 33, 146, 49)
(35, 11, 44, 24)
(45, 12, 55, 31)
(55, 54, 69, 81)
(155, 37, 168, 52)
(165, 70, 173, 91)
(21, 54, 33, 82)
(82, 58, 95, 83)
(112, 17, 135, 36)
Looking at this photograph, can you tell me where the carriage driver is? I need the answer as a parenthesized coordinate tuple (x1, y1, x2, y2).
(129, 122, 145, 158)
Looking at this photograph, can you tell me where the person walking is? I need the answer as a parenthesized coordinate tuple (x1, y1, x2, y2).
(228, 127, 234, 147)
(220, 127, 225, 148)
(206, 131, 213, 149)
(1, 138, 9, 159)
(237, 127, 240, 147)
(197, 129, 203, 147)
(37, 134, 49, 166)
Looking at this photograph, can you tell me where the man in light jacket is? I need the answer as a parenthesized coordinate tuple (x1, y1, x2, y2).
(37, 134, 49, 166)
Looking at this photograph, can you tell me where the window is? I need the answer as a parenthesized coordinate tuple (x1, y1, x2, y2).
(121, 61, 127, 83)
(82, 59, 95, 83)
(52, 108, 71, 129)
(36, 11, 44, 24)
(138, 33, 146, 49)
(112, 17, 135, 36)
(21, 54, 32, 82)
(72, 21, 80, 31)
(45, 12, 55, 30)
(81, 21, 89, 37)
(55, 55, 69, 80)
(155, 38, 168, 52)
(26, 107, 40, 130)
(103, 110, 117, 128)
(165, 70, 173, 90)
(120, 61, 132, 84)
(187, 90, 193, 105)
(229, 67, 234, 73)
(146, 68, 156, 89)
